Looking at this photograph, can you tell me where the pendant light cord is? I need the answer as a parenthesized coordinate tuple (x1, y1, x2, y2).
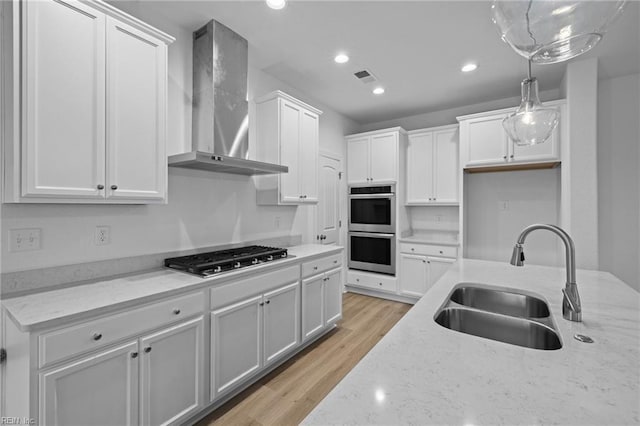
(528, 59, 532, 80)
(525, 0, 537, 51)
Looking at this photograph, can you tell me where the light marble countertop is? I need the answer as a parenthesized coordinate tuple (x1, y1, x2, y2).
(304, 258, 640, 425)
(2, 244, 342, 332)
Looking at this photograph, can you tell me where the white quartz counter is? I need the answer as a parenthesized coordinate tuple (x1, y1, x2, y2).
(304, 259, 640, 425)
(2, 244, 342, 332)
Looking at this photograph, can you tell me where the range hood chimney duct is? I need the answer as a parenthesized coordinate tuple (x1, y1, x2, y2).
(168, 19, 287, 175)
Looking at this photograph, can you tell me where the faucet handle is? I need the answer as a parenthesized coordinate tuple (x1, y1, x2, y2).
(562, 283, 582, 322)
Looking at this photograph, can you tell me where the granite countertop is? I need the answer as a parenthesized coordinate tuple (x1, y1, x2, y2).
(303, 258, 640, 425)
(2, 244, 343, 332)
(398, 235, 460, 246)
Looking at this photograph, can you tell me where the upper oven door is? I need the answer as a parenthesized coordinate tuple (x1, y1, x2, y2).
(348, 193, 396, 233)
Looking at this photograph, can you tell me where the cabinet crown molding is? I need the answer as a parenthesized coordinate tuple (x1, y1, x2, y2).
(456, 99, 566, 123)
(407, 123, 459, 136)
(345, 126, 407, 139)
(254, 90, 323, 115)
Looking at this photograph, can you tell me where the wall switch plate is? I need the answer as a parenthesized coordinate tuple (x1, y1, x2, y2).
(95, 226, 111, 245)
(9, 228, 41, 252)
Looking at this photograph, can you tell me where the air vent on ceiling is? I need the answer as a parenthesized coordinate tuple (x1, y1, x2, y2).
(354, 69, 377, 84)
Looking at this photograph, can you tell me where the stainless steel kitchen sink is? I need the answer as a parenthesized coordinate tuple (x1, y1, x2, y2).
(434, 283, 562, 350)
(449, 284, 550, 318)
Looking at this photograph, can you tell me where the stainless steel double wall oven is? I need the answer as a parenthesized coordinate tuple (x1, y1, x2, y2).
(348, 184, 396, 275)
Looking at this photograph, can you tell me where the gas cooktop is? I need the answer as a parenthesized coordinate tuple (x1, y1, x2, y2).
(164, 245, 289, 277)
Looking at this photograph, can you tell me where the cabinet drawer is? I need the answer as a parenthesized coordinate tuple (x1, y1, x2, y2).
(347, 270, 396, 293)
(39, 292, 204, 368)
(301, 253, 342, 278)
(210, 265, 300, 310)
(400, 243, 457, 258)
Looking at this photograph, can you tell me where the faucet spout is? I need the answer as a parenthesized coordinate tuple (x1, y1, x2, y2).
(510, 224, 582, 322)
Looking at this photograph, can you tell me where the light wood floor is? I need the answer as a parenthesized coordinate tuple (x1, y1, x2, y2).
(197, 292, 412, 426)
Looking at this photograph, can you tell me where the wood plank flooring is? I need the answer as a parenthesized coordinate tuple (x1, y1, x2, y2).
(197, 292, 412, 426)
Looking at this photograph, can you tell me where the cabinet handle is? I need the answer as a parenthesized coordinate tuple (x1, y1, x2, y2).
(173, 308, 181, 315)
(92, 333, 102, 341)
(110, 185, 118, 190)
(144, 347, 152, 353)
(97, 184, 104, 190)
(131, 352, 139, 359)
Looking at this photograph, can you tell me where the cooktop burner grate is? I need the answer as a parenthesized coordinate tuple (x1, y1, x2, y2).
(164, 245, 288, 277)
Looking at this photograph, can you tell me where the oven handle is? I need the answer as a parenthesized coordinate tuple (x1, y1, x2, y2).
(349, 193, 395, 199)
(349, 232, 395, 239)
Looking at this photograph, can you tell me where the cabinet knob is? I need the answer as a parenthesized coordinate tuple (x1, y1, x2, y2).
(378, 282, 383, 286)
(144, 347, 152, 353)
(266, 300, 270, 304)
(411, 248, 415, 251)
(131, 352, 139, 359)
(313, 266, 318, 270)
(110, 185, 118, 190)
(92, 333, 102, 341)
(423, 260, 426, 263)
(173, 308, 181, 315)
(510, 154, 514, 159)
(259, 302, 264, 306)
(503, 155, 507, 160)
(97, 184, 104, 190)
(333, 260, 338, 264)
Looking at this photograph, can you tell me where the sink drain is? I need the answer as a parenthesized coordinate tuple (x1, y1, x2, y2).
(574, 334, 594, 343)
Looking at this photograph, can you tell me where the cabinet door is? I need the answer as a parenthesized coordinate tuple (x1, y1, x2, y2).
(22, 0, 105, 199)
(324, 268, 343, 325)
(300, 110, 319, 203)
(302, 274, 325, 341)
(40, 341, 138, 426)
(465, 115, 509, 167)
(370, 133, 397, 182)
(511, 118, 560, 163)
(433, 128, 459, 203)
(347, 137, 370, 184)
(106, 18, 167, 201)
(263, 282, 300, 366)
(211, 295, 262, 398)
(399, 253, 428, 298)
(140, 317, 204, 426)
(427, 257, 456, 292)
(279, 100, 302, 203)
(406, 132, 433, 204)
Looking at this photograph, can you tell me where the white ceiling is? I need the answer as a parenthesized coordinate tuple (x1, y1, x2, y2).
(122, 0, 640, 124)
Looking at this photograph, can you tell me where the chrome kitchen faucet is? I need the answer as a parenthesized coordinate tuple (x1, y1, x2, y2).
(510, 224, 582, 322)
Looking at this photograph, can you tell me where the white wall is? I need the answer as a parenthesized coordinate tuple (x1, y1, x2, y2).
(598, 72, 640, 290)
(560, 58, 600, 270)
(358, 88, 561, 132)
(464, 169, 562, 267)
(0, 4, 357, 273)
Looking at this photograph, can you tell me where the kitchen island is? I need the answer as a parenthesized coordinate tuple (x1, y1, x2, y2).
(304, 258, 640, 425)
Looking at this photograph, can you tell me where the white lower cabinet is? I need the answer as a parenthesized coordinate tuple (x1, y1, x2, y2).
(210, 281, 301, 401)
(40, 341, 139, 426)
(399, 251, 456, 298)
(40, 315, 204, 426)
(302, 267, 343, 342)
(140, 317, 204, 426)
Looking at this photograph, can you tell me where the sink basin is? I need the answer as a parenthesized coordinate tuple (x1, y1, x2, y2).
(450, 285, 550, 318)
(434, 283, 562, 350)
(434, 307, 562, 350)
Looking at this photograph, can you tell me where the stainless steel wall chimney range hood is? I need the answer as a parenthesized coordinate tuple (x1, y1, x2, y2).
(168, 19, 287, 176)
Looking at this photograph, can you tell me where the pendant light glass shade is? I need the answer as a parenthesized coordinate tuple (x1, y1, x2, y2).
(503, 77, 559, 146)
(492, 0, 626, 64)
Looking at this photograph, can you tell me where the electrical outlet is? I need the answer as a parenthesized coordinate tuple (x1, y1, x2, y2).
(95, 226, 111, 245)
(499, 200, 510, 211)
(9, 228, 41, 252)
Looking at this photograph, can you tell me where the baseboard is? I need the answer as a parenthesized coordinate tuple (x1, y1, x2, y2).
(345, 286, 418, 304)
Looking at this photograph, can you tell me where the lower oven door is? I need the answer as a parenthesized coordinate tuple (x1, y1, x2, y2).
(348, 232, 396, 275)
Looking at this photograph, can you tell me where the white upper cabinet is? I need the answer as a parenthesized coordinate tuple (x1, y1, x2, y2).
(346, 128, 403, 184)
(255, 91, 322, 205)
(406, 125, 459, 205)
(2, 0, 174, 203)
(458, 102, 564, 170)
(106, 17, 167, 201)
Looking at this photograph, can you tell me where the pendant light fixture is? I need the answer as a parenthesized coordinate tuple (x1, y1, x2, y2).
(503, 60, 559, 146)
(492, 0, 626, 145)
(492, 0, 627, 64)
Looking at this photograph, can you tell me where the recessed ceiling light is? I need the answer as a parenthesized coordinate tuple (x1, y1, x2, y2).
(334, 53, 349, 64)
(266, 0, 286, 10)
(373, 87, 385, 95)
(461, 63, 478, 73)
